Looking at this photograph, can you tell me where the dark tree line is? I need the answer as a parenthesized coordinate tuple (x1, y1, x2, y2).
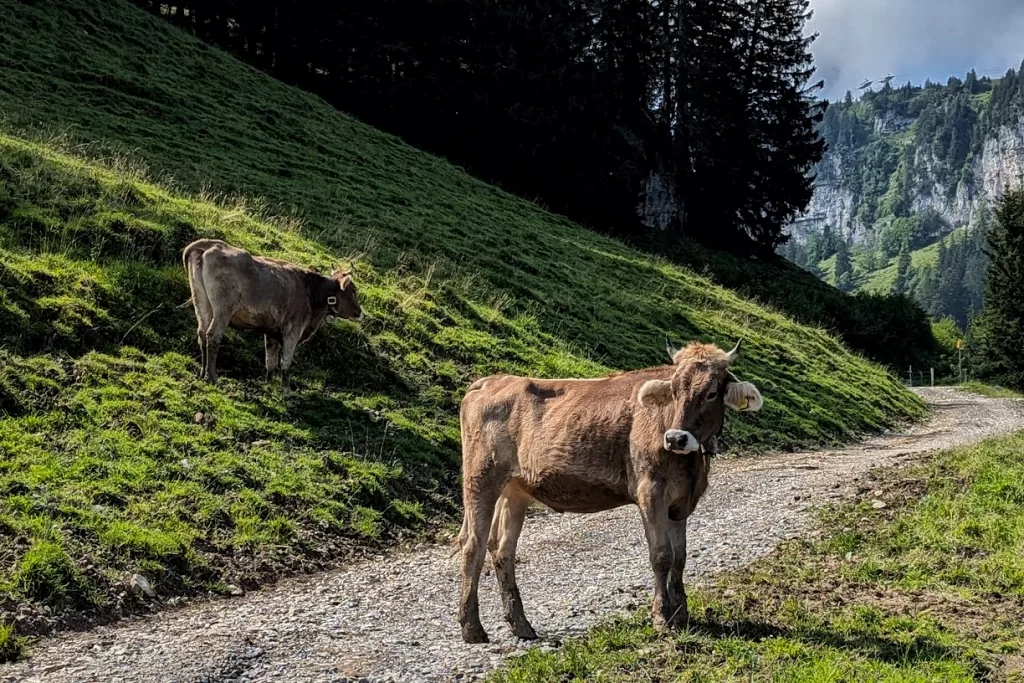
(137, 0, 825, 252)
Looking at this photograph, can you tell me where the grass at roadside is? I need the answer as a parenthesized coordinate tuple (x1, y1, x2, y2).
(961, 381, 1024, 400)
(493, 431, 1024, 682)
(0, 624, 22, 664)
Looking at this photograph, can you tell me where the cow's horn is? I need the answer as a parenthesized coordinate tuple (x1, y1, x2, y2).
(665, 336, 679, 362)
(726, 339, 742, 362)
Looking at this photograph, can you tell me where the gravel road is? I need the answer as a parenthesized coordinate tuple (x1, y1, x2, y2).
(4, 387, 1023, 683)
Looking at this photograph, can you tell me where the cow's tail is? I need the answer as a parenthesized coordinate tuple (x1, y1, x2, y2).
(181, 242, 208, 312)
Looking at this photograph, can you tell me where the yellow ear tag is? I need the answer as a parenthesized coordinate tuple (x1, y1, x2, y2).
(737, 397, 749, 410)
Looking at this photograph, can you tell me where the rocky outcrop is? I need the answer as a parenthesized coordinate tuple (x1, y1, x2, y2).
(790, 149, 866, 243)
(638, 168, 680, 232)
(974, 119, 1024, 203)
(790, 113, 1024, 245)
(873, 111, 914, 135)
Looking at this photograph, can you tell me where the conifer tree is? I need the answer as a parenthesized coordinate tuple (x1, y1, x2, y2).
(972, 189, 1024, 388)
(892, 243, 912, 295)
(834, 239, 854, 292)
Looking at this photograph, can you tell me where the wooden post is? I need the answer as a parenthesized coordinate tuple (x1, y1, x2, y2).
(908, 365, 913, 387)
(931, 367, 934, 387)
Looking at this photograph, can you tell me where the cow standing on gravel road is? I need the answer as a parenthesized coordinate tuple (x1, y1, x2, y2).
(182, 238, 363, 388)
(456, 340, 763, 643)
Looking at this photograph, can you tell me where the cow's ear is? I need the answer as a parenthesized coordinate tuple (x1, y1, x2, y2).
(638, 380, 674, 407)
(725, 380, 762, 412)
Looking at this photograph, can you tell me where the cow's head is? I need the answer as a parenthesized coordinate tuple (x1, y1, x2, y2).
(637, 340, 762, 455)
(325, 269, 364, 324)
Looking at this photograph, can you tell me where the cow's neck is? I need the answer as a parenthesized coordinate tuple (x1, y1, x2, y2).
(300, 272, 334, 339)
(303, 272, 333, 310)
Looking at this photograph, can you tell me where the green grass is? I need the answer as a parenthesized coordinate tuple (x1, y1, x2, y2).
(0, 0, 926, 636)
(493, 431, 1024, 682)
(858, 241, 943, 294)
(817, 228, 967, 296)
(0, 623, 23, 664)
(960, 382, 1024, 399)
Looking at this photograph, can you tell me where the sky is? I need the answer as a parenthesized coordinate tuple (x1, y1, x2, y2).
(807, 0, 1024, 101)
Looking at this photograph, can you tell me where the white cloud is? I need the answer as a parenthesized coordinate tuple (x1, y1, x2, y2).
(807, 0, 1024, 99)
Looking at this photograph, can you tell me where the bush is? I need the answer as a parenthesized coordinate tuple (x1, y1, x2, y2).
(844, 292, 939, 372)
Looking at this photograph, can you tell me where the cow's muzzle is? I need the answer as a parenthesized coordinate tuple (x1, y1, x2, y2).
(664, 429, 698, 454)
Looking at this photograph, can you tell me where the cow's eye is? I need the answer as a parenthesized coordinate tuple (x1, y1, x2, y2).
(706, 391, 718, 401)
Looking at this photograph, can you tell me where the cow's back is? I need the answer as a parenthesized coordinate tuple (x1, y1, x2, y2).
(198, 243, 310, 332)
(460, 373, 644, 513)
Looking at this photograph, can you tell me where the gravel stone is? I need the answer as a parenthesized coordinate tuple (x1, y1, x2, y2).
(3, 388, 1022, 683)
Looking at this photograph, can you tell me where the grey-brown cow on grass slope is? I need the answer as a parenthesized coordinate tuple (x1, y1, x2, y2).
(456, 340, 762, 643)
(183, 238, 363, 388)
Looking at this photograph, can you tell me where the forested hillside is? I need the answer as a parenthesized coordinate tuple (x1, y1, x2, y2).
(781, 67, 1024, 327)
(135, 0, 824, 253)
(0, 0, 926, 638)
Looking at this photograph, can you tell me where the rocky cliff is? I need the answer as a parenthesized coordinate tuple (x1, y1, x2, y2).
(788, 69, 1024, 249)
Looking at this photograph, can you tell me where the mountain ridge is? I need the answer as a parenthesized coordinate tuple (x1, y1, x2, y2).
(790, 68, 1024, 246)
(781, 67, 1024, 325)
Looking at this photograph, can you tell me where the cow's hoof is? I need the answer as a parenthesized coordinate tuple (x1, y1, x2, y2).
(652, 610, 688, 632)
(512, 623, 538, 640)
(666, 605, 690, 629)
(461, 625, 489, 644)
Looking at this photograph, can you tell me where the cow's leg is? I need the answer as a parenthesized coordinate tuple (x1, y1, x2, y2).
(487, 484, 536, 640)
(637, 480, 683, 630)
(203, 314, 230, 384)
(196, 330, 207, 380)
(665, 517, 689, 626)
(191, 300, 213, 381)
(278, 334, 299, 390)
(264, 336, 281, 382)
(458, 464, 511, 644)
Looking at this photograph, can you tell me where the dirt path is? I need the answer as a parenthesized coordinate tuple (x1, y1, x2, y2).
(4, 388, 1023, 683)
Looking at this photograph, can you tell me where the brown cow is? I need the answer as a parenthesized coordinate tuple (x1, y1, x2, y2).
(182, 238, 363, 388)
(456, 340, 762, 643)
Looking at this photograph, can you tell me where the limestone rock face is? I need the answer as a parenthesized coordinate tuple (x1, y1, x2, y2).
(788, 111, 1024, 246)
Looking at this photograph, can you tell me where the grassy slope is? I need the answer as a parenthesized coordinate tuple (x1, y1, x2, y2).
(495, 431, 1024, 682)
(0, 0, 924, 633)
(856, 237, 948, 294)
(814, 228, 965, 295)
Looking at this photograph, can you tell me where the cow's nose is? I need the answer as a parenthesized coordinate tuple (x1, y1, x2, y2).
(664, 429, 698, 454)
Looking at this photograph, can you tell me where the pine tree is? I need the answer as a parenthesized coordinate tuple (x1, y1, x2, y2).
(964, 69, 979, 94)
(972, 189, 1024, 388)
(732, 0, 825, 251)
(834, 239, 854, 292)
(861, 249, 879, 272)
(892, 243, 912, 295)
